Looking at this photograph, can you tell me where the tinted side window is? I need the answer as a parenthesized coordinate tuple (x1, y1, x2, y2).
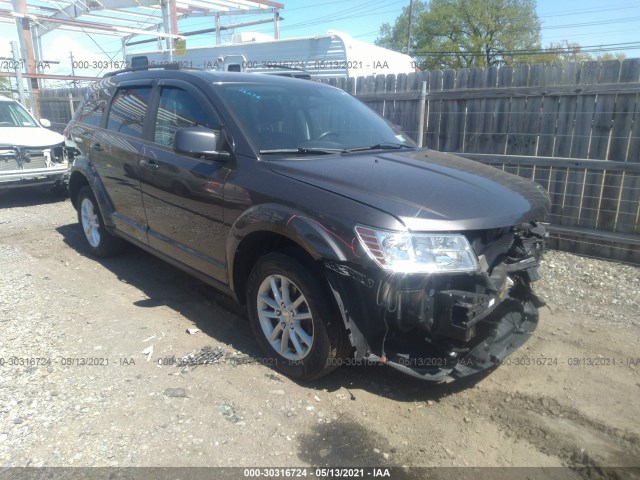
(106, 87, 152, 138)
(77, 92, 105, 127)
(154, 87, 221, 147)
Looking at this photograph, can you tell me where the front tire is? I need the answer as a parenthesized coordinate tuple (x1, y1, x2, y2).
(76, 186, 124, 257)
(246, 253, 350, 380)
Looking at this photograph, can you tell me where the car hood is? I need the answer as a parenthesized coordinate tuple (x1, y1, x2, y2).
(268, 150, 550, 231)
(0, 127, 64, 148)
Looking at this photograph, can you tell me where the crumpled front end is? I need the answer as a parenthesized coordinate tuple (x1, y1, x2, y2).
(325, 222, 547, 382)
(0, 144, 68, 189)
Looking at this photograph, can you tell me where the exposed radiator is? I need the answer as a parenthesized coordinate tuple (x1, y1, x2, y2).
(0, 150, 48, 171)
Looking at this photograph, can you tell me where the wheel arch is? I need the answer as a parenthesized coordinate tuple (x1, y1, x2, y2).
(228, 204, 356, 304)
(68, 157, 115, 227)
(68, 170, 89, 208)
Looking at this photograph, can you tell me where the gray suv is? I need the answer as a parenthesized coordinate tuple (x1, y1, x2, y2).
(66, 66, 549, 382)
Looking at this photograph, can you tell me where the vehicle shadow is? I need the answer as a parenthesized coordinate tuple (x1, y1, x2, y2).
(56, 222, 483, 401)
(55, 222, 256, 353)
(297, 363, 494, 403)
(0, 187, 67, 208)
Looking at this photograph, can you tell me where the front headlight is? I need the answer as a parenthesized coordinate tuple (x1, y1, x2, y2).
(355, 226, 479, 274)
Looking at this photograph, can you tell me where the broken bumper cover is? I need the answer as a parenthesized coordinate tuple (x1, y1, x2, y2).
(0, 145, 69, 188)
(324, 223, 547, 382)
(329, 273, 542, 382)
(0, 165, 69, 188)
(366, 300, 539, 382)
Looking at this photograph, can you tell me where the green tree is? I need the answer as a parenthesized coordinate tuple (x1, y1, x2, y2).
(544, 41, 626, 64)
(377, 0, 542, 70)
(0, 77, 12, 98)
(376, 1, 429, 55)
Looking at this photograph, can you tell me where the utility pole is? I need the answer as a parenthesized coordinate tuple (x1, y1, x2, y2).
(406, 0, 413, 55)
(12, 0, 40, 118)
(10, 41, 25, 104)
(69, 51, 76, 87)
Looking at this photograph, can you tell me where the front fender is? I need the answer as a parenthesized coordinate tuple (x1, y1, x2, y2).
(226, 203, 361, 261)
(226, 203, 361, 287)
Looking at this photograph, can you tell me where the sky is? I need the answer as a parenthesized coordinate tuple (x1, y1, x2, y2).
(0, 0, 638, 83)
(248, 0, 640, 53)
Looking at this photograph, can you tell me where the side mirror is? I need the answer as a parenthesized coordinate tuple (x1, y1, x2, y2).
(174, 127, 230, 160)
(40, 118, 51, 128)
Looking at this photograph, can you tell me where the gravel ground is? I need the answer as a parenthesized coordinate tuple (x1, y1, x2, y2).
(536, 250, 640, 326)
(0, 189, 639, 478)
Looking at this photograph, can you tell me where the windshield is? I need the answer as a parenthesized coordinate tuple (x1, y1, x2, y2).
(0, 101, 38, 127)
(215, 82, 416, 155)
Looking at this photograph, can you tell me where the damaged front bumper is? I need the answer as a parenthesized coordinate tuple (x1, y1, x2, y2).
(325, 222, 547, 382)
(366, 298, 540, 382)
(0, 145, 69, 189)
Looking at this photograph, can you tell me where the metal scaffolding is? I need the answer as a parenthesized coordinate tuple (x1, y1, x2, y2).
(0, 0, 284, 117)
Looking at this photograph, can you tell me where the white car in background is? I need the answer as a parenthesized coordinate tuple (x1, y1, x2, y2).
(0, 95, 68, 194)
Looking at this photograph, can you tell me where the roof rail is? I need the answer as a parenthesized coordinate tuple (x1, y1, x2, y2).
(103, 57, 183, 78)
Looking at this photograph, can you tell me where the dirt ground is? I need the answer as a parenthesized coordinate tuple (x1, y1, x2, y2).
(0, 189, 639, 478)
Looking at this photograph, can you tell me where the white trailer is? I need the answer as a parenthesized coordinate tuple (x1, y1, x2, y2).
(126, 30, 415, 79)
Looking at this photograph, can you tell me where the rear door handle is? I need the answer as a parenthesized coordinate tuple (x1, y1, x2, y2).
(139, 158, 159, 169)
(91, 143, 103, 152)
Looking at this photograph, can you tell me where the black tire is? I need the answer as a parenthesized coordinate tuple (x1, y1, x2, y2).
(76, 186, 125, 257)
(246, 252, 351, 380)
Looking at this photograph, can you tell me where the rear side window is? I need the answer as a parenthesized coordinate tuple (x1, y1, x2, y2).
(77, 92, 105, 127)
(106, 87, 152, 138)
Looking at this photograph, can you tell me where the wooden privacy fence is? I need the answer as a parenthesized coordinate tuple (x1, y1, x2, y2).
(34, 61, 640, 262)
(320, 59, 640, 263)
(37, 87, 85, 134)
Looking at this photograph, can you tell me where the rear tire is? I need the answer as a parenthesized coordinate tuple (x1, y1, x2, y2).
(246, 253, 350, 380)
(76, 186, 124, 257)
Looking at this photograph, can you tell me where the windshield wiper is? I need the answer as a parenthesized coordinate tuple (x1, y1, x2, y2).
(259, 147, 345, 155)
(259, 143, 415, 156)
(345, 142, 415, 152)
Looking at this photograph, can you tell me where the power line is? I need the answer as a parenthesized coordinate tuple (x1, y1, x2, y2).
(255, 0, 397, 31)
(414, 41, 640, 57)
(281, 0, 365, 12)
(353, 30, 380, 39)
(41, 0, 640, 72)
(544, 27, 640, 42)
(542, 16, 640, 30)
(538, 2, 638, 18)
(183, 0, 405, 33)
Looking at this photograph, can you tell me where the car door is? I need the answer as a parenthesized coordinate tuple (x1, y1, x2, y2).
(90, 82, 152, 244)
(139, 80, 230, 282)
